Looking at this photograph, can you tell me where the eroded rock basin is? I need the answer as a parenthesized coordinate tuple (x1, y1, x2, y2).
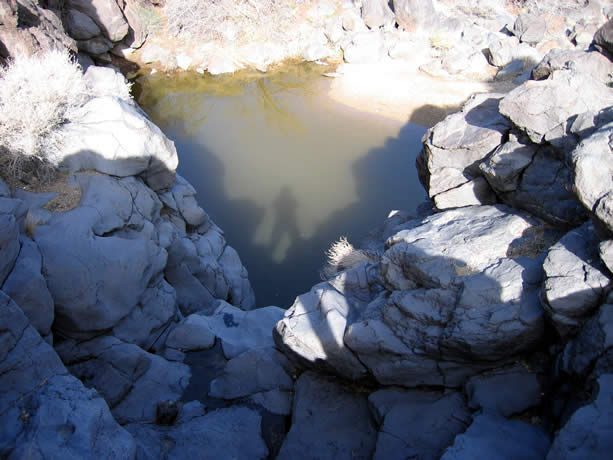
(136, 64, 429, 307)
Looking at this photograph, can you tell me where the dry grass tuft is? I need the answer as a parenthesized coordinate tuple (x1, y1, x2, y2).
(321, 236, 379, 279)
(0, 50, 132, 186)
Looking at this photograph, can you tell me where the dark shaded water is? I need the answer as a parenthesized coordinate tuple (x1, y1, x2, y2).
(136, 64, 427, 308)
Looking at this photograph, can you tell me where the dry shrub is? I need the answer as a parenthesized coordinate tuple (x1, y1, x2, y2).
(0, 50, 88, 166)
(0, 50, 133, 184)
(321, 236, 379, 279)
(164, 0, 306, 45)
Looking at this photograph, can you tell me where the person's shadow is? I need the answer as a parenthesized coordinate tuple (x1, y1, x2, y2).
(269, 185, 301, 263)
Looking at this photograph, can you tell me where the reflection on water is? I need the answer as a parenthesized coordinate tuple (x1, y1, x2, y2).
(136, 64, 427, 308)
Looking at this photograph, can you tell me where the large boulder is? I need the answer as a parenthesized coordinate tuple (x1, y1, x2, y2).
(125, 403, 268, 460)
(547, 374, 613, 460)
(66, 0, 129, 42)
(393, 0, 436, 33)
(532, 49, 613, 86)
(369, 388, 470, 460)
(593, 17, 613, 59)
(417, 93, 510, 208)
(541, 223, 610, 338)
(0, 291, 136, 458)
(1, 236, 54, 339)
(56, 335, 191, 424)
(161, 182, 255, 314)
(58, 96, 178, 191)
(559, 303, 613, 381)
(209, 347, 294, 406)
(465, 365, 541, 417)
(0, 0, 76, 62)
(277, 372, 377, 460)
(32, 174, 168, 337)
(121, 0, 156, 49)
(184, 302, 284, 359)
(63, 8, 101, 40)
(499, 69, 613, 144)
(481, 137, 587, 227)
(361, 0, 394, 30)
(0, 199, 20, 286)
(277, 205, 549, 388)
(441, 413, 550, 460)
(572, 122, 613, 236)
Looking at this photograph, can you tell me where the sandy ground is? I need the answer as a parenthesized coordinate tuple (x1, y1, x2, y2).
(327, 57, 517, 127)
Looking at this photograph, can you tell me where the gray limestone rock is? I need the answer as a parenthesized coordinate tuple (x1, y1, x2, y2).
(393, 0, 436, 33)
(0, 206, 20, 286)
(513, 14, 547, 45)
(121, 0, 154, 49)
(532, 49, 613, 86)
(125, 403, 268, 460)
(58, 96, 178, 191)
(361, 0, 394, 30)
(491, 144, 587, 227)
(342, 31, 386, 64)
(274, 264, 379, 381)
(593, 17, 613, 59)
(277, 372, 377, 460)
(187, 302, 284, 359)
(66, 0, 129, 42)
(112, 279, 177, 349)
(547, 374, 613, 460)
(465, 365, 542, 416)
(441, 413, 550, 459)
(0, 291, 136, 459)
(64, 8, 101, 40)
(480, 133, 537, 193)
(164, 225, 255, 315)
(370, 389, 471, 460)
(279, 205, 549, 388)
(33, 175, 168, 337)
(499, 69, 613, 144)
(417, 93, 509, 204)
(56, 335, 191, 424)
(559, 303, 613, 380)
(433, 176, 498, 210)
(249, 389, 293, 415)
(165, 317, 216, 352)
(1, 237, 54, 338)
(77, 37, 114, 56)
(84, 65, 134, 100)
(542, 223, 610, 338)
(209, 347, 294, 400)
(572, 122, 613, 235)
(545, 107, 613, 156)
(0, 0, 76, 61)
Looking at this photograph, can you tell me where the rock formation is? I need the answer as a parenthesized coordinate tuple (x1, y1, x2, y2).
(1, 1, 613, 459)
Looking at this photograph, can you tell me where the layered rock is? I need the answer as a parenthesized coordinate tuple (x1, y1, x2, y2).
(276, 205, 549, 387)
(0, 292, 136, 458)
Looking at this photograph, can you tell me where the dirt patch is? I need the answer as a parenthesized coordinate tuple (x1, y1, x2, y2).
(0, 155, 82, 212)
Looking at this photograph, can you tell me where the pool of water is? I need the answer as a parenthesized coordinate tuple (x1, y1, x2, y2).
(135, 64, 427, 308)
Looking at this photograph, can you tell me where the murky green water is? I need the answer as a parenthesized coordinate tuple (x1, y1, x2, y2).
(136, 64, 427, 308)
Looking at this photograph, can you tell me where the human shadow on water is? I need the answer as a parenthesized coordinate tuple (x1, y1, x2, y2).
(159, 110, 429, 309)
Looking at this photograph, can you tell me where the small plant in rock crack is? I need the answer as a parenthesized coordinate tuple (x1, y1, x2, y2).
(321, 236, 381, 279)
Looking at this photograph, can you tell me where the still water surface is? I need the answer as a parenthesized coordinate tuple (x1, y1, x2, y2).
(136, 64, 427, 308)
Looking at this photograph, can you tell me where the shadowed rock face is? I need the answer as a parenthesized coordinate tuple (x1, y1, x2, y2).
(0, 292, 137, 459)
(276, 205, 549, 387)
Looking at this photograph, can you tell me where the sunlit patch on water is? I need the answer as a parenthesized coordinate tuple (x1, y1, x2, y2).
(135, 63, 428, 307)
